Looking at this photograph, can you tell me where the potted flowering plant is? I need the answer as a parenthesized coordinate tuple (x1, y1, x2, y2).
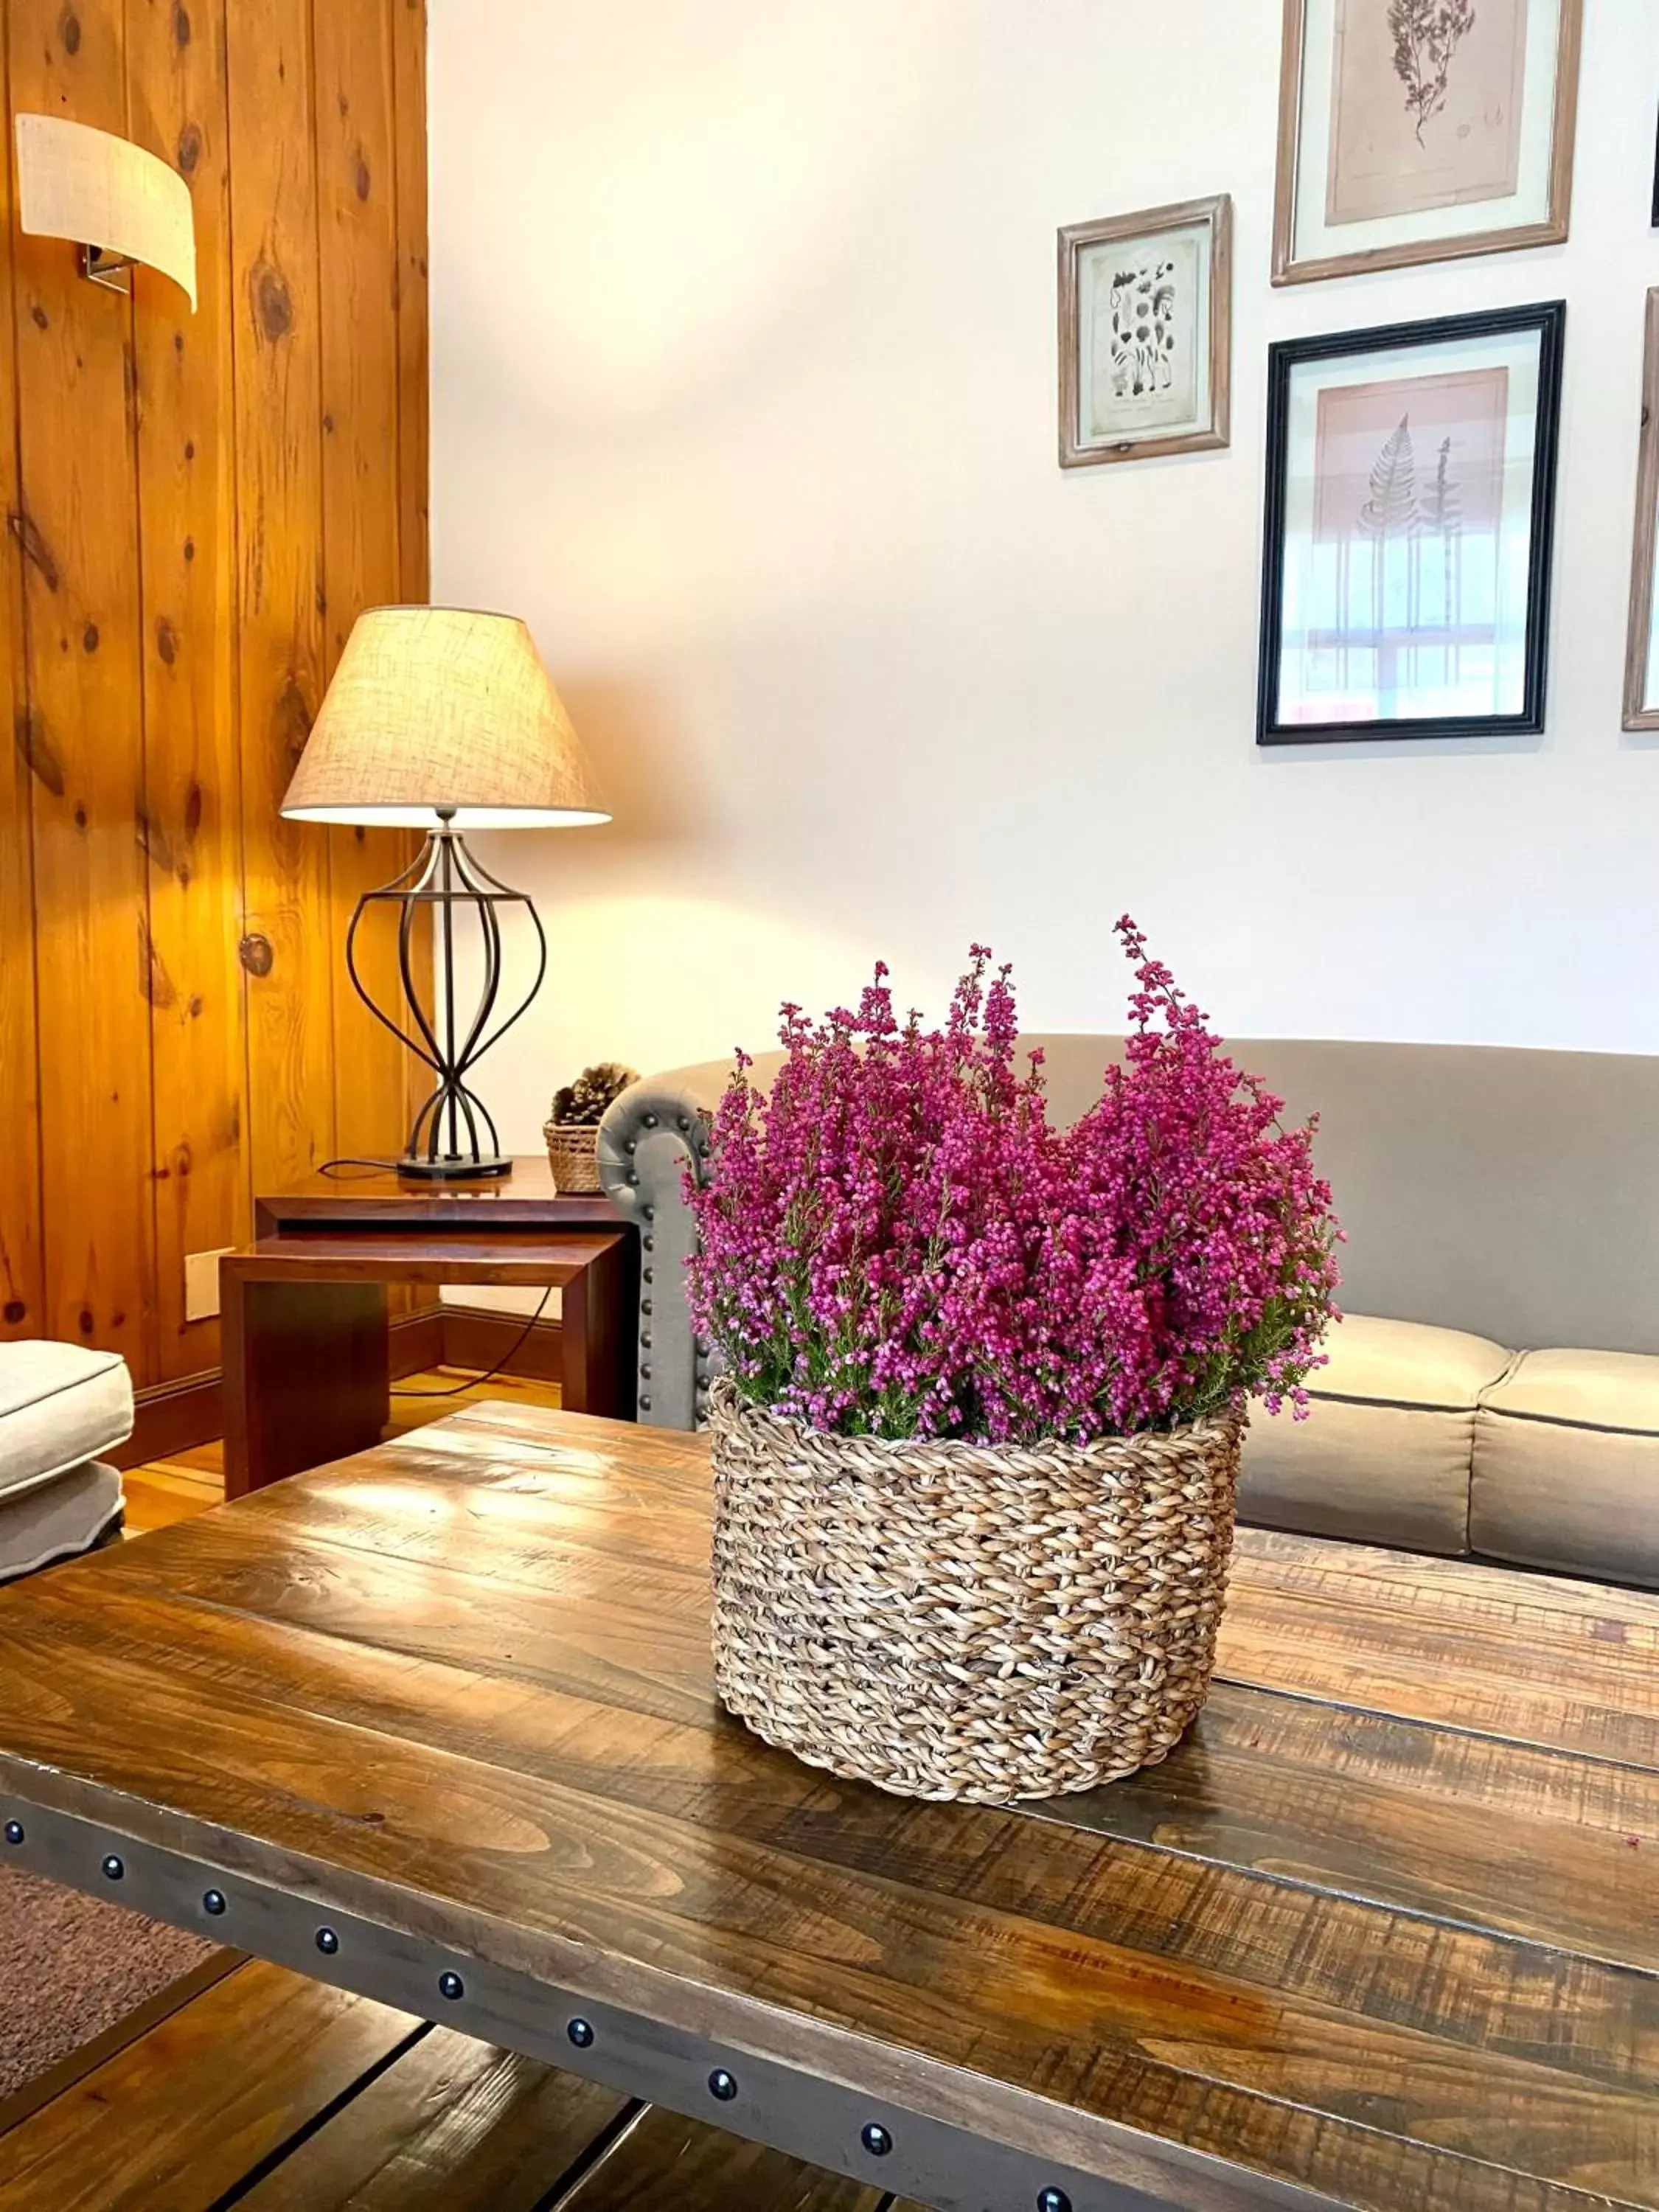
(686, 920, 1340, 1804)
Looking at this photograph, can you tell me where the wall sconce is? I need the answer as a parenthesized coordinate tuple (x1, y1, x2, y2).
(13, 114, 196, 308)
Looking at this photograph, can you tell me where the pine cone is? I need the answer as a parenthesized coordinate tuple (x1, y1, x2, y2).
(551, 1061, 639, 1126)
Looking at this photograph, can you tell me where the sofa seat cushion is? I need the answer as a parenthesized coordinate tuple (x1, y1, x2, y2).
(0, 1343, 133, 1500)
(1239, 1314, 1512, 1556)
(0, 1459, 123, 1582)
(1473, 1349, 1659, 1587)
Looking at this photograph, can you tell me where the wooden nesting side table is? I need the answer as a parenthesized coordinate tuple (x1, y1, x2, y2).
(220, 1157, 636, 1498)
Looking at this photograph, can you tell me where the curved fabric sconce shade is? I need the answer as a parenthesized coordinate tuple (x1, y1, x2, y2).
(14, 114, 197, 309)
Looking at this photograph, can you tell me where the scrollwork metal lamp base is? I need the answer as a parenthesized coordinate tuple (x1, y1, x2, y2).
(347, 809, 547, 1181)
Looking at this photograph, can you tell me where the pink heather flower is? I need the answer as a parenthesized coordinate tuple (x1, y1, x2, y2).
(685, 924, 1342, 1443)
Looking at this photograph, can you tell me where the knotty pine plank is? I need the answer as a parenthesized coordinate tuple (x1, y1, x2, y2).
(313, 0, 415, 1178)
(129, 0, 251, 1382)
(225, 0, 336, 1194)
(386, 0, 432, 1160)
(0, 7, 44, 1344)
(391, 0, 428, 608)
(387, 0, 431, 1169)
(10, 0, 156, 1374)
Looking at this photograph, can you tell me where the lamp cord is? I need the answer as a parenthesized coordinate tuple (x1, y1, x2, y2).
(391, 1284, 555, 1398)
(309, 1156, 556, 1398)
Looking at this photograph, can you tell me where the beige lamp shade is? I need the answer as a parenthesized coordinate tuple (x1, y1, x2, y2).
(282, 606, 610, 830)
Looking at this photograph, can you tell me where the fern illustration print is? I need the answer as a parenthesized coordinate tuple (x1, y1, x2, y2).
(1389, 0, 1478, 145)
(1323, 0, 1528, 233)
(1357, 415, 1419, 539)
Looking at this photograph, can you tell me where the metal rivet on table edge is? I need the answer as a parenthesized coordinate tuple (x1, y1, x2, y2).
(437, 1970, 465, 2001)
(101, 1854, 125, 1881)
(202, 1889, 227, 1916)
(860, 2123, 892, 2157)
(567, 2017, 595, 2048)
(708, 2067, 738, 2101)
(315, 1926, 340, 1955)
(2, 1821, 21, 1846)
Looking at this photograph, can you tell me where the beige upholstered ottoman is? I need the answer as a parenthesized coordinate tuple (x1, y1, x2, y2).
(1240, 1314, 1513, 1555)
(0, 1343, 132, 1582)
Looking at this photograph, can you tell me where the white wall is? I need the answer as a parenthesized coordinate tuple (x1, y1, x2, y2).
(429, 0, 1659, 1158)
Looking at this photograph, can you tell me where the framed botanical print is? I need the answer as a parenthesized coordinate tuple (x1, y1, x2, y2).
(1257, 301, 1565, 746)
(1057, 195, 1231, 467)
(1623, 291, 1659, 731)
(1272, 0, 1583, 285)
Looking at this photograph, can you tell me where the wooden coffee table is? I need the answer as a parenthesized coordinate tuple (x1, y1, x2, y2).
(0, 1403, 1654, 2212)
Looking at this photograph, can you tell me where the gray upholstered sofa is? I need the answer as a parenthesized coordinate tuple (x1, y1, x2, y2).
(599, 1037, 1659, 1588)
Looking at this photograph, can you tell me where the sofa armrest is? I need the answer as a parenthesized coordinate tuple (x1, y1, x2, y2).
(597, 1084, 715, 1431)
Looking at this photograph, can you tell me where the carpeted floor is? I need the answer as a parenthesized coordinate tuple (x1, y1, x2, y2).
(0, 1863, 218, 2101)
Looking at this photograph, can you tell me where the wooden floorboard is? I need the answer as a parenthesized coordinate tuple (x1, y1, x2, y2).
(0, 1961, 420, 2211)
(122, 1368, 565, 1537)
(0, 1958, 883, 2212)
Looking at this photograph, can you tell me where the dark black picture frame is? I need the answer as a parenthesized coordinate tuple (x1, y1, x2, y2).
(1256, 301, 1566, 748)
(1652, 100, 1659, 226)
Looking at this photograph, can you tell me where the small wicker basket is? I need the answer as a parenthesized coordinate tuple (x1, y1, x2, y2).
(543, 1121, 604, 1194)
(707, 1377, 1244, 1804)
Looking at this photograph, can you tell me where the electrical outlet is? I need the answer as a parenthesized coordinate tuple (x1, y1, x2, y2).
(184, 1247, 235, 1324)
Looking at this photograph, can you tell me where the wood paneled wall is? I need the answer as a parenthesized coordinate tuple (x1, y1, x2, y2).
(0, 0, 428, 1392)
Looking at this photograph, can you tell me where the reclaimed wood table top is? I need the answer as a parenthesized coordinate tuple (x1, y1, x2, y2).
(0, 1403, 1655, 2212)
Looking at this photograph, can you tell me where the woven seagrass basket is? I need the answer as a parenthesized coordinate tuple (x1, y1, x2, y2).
(707, 1376, 1245, 1804)
(543, 1121, 603, 1194)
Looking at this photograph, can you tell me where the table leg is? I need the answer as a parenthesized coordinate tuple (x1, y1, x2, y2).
(560, 1235, 636, 1419)
(222, 1272, 391, 1498)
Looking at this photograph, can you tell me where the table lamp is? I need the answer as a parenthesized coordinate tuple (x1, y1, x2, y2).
(282, 605, 609, 1181)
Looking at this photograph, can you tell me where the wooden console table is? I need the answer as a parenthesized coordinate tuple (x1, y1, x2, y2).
(220, 1158, 635, 1498)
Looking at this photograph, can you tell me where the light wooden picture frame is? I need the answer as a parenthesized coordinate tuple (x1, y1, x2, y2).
(1623, 291, 1659, 731)
(1057, 195, 1231, 468)
(1272, 0, 1583, 287)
